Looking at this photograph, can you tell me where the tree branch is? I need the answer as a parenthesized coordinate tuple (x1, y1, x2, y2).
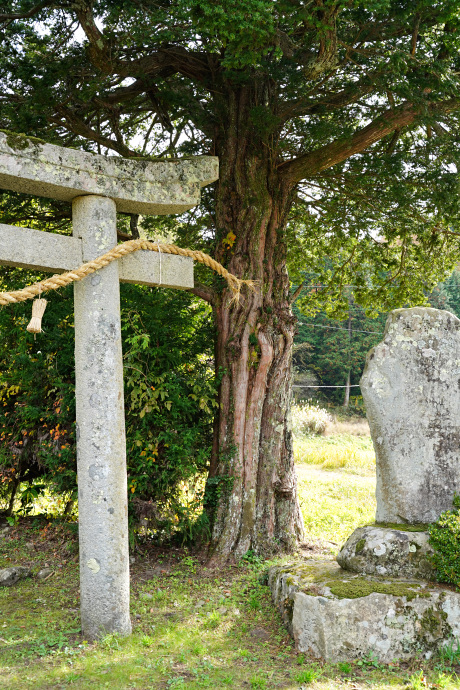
(52, 105, 136, 157)
(280, 98, 460, 184)
(279, 78, 375, 119)
(289, 284, 304, 304)
(0, 0, 53, 22)
(186, 283, 216, 305)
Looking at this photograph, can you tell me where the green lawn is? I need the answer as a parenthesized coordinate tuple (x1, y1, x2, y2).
(295, 431, 377, 545)
(0, 435, 458, 689)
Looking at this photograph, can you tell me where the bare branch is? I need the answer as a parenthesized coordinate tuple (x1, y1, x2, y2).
(52, 105, 136, 157)
(279, 77, 375, 119)
(411, 13, 421, 56)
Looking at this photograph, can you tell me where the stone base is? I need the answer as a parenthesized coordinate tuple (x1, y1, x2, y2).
(337, 525, 435, 580)
(269, 560, 460, 662)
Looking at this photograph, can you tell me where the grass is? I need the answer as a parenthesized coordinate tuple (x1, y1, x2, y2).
(294, 417, 376, 545)
(0, 426, 458, 689)
(297, 471, 376, 545)
(294, 432, 376, 473)
(0, 522, 459, 690)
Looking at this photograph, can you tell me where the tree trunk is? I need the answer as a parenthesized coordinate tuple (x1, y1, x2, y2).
(205, 87, 305, 560)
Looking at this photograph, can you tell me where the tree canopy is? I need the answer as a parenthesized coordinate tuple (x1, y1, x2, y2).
(0, 1, 459, 310)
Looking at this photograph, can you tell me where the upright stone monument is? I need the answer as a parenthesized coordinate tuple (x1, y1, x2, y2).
(269, 307, 460, 661)
(0, 132, 218, 639)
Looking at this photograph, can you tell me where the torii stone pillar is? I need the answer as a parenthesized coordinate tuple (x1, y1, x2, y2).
(0, 132, 218, 639)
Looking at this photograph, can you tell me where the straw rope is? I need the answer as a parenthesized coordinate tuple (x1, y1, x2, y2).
(0, 239, 249, 306)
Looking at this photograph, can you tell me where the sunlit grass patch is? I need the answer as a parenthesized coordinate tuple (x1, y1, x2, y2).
(297, 473, 376, 545)
(294, 433, 376, 474)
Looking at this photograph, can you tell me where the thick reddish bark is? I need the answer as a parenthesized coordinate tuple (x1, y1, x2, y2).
(205, 87, 305, 559)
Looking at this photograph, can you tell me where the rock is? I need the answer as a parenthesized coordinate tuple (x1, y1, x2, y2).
(337, 526, 436, 580)
(140, 592, 154, 600)
(269, 560, 460, 662)
(37, 568, 53, 580)
(250, 627, 270, 641)
(0, 566, 31, 587)
(361, 307, 460, 524)
(217, 606, 227, 615)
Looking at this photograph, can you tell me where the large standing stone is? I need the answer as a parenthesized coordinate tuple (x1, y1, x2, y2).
(361, 307, 460, 525)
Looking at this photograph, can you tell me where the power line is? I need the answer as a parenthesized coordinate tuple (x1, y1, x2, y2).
(293, 384, 361, 388)
(298, 322, 383, 335)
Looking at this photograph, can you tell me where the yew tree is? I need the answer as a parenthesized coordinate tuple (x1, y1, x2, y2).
(1, 0, 460, 559)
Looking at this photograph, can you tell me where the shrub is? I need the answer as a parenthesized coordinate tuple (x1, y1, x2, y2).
(0, 272, 216, 538)
(291, 402, 332, 437)
(428, 495, 460, 587)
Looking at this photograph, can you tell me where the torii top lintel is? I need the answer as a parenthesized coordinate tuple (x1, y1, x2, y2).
(0, 132, 219, 214)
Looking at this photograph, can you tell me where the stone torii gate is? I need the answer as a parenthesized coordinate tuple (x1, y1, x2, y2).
(0, 132, 218, 639)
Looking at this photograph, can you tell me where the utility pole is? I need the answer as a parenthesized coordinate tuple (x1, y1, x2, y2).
(343, 310, 352, 408)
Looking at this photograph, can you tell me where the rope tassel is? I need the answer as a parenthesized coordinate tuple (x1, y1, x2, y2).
(26, 298, 47, 334)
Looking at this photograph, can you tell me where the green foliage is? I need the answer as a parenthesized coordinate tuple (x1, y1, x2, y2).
(294, 664, 322, 684)
(428, 495, 460, 587)
(439, 638, 460, 666)
(0, 271, 216, 537)
(293, 301, 386, 404)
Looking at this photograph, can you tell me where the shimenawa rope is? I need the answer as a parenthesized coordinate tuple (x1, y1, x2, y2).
(0, 239, 251, 307)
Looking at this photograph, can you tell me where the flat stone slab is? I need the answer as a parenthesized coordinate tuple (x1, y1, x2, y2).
(0, 131, 218, 214)
(0, 223, 193, 289)
(361, 307, 460, 524)
(337, 526, 436, 580)
(269, 560, 460, 662)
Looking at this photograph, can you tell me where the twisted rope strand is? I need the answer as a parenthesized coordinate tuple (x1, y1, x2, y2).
(0, 239, 249, 306)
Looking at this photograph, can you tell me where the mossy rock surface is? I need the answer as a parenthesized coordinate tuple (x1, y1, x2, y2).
(269, 558, 460, 662)
(374, 522, 429, 533)
(337, 526, 436, 580)
(0, 130, 46, 150)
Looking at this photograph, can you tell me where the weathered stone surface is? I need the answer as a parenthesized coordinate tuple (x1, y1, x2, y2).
(337, 526, 436, 580)
(0, 131, 218, 214)
(73, 195, 131, 640)
(0, 223, 83, 272)
(0, 566, 31, 586)
(269, 560, 460, 662)
(0, 222, 193, 289)
(361, 307, 460, 524)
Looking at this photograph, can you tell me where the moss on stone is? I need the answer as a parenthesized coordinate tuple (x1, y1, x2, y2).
(420, 606, 448, 636)
(324, 579, 430, 601)
(373, 522, 429, 533)
(355, 538, 366, 554)
(0, 130, 46, 150)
